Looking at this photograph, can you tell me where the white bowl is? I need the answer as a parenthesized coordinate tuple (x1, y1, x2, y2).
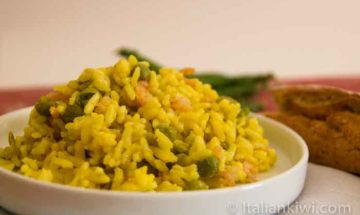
(0, 107, 308, 215)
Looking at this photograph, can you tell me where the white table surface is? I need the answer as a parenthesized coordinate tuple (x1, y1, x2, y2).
(1, 0, 360, 88)
(281, 163, 359, 215)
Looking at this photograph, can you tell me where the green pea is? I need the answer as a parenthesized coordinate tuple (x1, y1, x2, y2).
(197, 155, 219, 178)
(35, 97, 53, 116)
(63, 105, 84, 123)
(158, 126, 178, 142)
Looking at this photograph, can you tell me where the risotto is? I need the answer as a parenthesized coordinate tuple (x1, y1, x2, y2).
(0, 56, 276, 191)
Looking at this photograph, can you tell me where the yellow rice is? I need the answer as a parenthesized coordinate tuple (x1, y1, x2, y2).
(0, 56, 276, 191)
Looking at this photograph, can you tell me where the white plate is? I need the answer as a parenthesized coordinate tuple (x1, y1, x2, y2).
(0, 107, 308, 215)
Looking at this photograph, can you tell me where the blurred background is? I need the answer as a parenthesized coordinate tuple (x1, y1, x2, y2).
(1, 0, 360, 88)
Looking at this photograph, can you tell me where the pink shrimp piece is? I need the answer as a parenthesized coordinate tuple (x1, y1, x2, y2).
(219, 165, 242, 186)
(243, 161, 257, 180)
(136, 81, 151, 106)
(95, 96, 112, 113)
(170, 95, 192, 112)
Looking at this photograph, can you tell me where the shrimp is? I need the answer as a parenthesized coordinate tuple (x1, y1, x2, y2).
(135, 81, 151, 106)
(95, 96, 112, 113)
(219, 165, 242, 186)
(243, 160, 257, 181)
(170, 94, 192, 112)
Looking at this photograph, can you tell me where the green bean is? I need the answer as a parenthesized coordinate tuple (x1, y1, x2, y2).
(8, 131, 21, 157)
(118, 48, 162, 72)
(190, 73, 231, 86)
(195, 73, 273, 89)
(233, 74, 273, 85)
(237, 101, 263, 112)
(8, 132, 15, 146)
(63, 105, 84, 123)
(197, 155, 219, 178)
(215, 84, 259, 99)
(77, 92, 95, 108)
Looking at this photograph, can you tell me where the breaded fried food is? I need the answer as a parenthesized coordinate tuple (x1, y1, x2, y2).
(265, 85, 360, 174)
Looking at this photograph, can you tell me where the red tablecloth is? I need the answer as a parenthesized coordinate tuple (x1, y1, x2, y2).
(0, 77, 359, 115)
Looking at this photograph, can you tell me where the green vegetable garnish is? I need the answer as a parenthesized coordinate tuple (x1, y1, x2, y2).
(77, 92, 95, 108)
(196, 155, 219, 178)
(158, 126, 178, 142)
(63, 105, 84, 123)
(8, 131, 15, 146)
(35, 97, 53, 116)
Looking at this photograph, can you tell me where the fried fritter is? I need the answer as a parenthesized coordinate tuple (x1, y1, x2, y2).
(265, 85, 360, 174)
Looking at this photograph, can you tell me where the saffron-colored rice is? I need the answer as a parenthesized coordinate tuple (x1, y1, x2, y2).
(0, 56, 276, 191)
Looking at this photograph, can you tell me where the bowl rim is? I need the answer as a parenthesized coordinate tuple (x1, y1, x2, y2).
(0, 107, 308, 198)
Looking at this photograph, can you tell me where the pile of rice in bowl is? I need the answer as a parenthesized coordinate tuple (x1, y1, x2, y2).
(0, 56, 276, 191)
